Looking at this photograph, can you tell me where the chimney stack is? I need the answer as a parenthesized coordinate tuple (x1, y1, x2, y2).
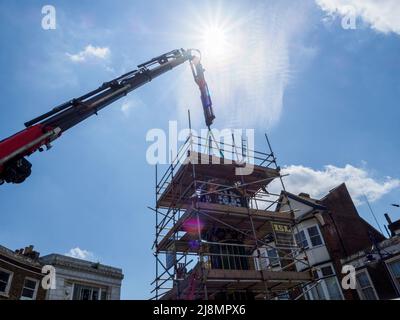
(17, 245, 40, 260)
(24, 245, 34, 255)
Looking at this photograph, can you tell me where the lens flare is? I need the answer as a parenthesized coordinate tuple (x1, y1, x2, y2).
(201, 25, 228, 58)
(183, 218, 204, 234)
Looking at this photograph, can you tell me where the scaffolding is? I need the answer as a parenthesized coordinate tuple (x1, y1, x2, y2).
(151, 130, 314, 300)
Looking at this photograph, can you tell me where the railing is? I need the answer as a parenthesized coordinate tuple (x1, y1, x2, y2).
(156, 132, 279, 203)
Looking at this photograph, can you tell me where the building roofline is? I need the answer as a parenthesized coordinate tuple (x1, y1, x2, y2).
(319, 183, 347, 201)
(39, 254, 124, 280)
(277, 191, 327, 212)
(0, 245, 42, 269)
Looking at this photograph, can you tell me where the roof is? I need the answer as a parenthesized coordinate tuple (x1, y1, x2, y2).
(320, 183, 346, 201)
(157, 151, 280, 208)
(276, 191, 327, 213)
(39, 254, 124, 280)
(0, 245, 42, 269)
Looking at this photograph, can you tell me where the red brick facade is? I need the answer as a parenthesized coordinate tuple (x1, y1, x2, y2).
(0, 246, 46, 300)
(319, 184, 385, 300)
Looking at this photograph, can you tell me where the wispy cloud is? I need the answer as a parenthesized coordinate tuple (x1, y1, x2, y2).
(120, 96, 145, 117)
(316, 0, 400, 35)
(66, 45, 110, 63)
(273, 163, 400, 205)
(65, 247, 96, 261)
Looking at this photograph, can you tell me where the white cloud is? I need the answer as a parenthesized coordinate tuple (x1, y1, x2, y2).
(66, 45, 110, 63)
(272, 164, 400, 205)
(65, 247, 96, 261)
(316, 0, 400, 35)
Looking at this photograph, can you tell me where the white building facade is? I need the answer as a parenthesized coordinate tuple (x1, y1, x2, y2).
(278, 193, 344, 300)
(40, 254, 123, 300)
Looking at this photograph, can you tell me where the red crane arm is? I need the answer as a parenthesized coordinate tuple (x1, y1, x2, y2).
(0, 49, 215, 185)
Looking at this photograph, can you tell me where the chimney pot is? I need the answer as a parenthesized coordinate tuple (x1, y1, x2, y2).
(298, 193, 310, 198)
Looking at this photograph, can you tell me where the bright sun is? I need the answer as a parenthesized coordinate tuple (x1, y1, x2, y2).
(201, 25, 228, 58)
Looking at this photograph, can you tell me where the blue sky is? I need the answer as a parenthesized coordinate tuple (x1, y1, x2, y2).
(0, 0, 399, 299)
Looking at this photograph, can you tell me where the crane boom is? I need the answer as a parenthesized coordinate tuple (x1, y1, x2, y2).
(0, 48, 215, 185)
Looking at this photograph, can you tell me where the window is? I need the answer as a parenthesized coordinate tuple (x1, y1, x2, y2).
(0, 269, 13, 295)
(254, 247, 280, 270)
(309, 270, 326, 300)
(20, 278, 39, 300)
(310, 283, 326, 299)
(305, 264, 343, 300)
(295, 225, 324, 251)
(295, 230, 309, 249)
(266, 248, 280, 268)
(72, 284, 107, 300)
(356, 271, 378, 300)
(307, 226, 323, 247)
(321, 266, 343, 300)
(387, 259, 400, 290)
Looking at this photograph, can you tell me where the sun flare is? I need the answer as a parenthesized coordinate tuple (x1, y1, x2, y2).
(201, 25, 229, 58)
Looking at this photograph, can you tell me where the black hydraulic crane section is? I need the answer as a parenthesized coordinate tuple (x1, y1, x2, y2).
(0, 48, 215, 185)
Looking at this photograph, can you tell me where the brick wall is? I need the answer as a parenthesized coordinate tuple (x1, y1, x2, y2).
(319, 183, 386, 300)
(321, 184, 385, 256)
(0, 256, 46, 300)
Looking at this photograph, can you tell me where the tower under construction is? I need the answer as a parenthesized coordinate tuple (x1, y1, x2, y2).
(151, 131, 314, 300)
